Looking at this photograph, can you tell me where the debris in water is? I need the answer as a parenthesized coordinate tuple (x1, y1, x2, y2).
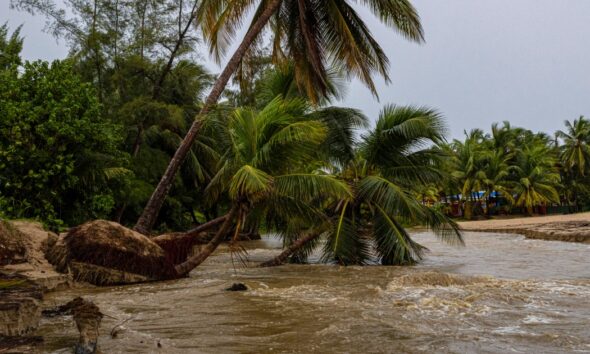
(110, 317, 133, 338)
(226, 283, 248, 291)
(43, 297, 103, 354)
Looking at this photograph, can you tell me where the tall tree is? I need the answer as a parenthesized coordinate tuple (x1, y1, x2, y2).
(12, 0, 220, 229)
(0, 23, 23, 70)
(135, 0, 425, 234)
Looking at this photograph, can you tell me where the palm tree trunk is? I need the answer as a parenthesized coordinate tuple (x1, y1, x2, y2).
(152, 213, 229, 247)
(174, 206, 238, 276)
(134, 0, 282, 235)
(152, 213, 231, 266)
(259, 231, 322, 267)
(114, 202, 127, 223)
(185, 214, 229, 237)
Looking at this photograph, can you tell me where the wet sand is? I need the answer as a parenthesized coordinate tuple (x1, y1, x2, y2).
(459, 212, 590, 243)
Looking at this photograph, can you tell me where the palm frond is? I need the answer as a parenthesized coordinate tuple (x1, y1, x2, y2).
(373, 204, 426, 265)
(358, 175, 423, 220)
(321, 202, 372, 265)
(274, 173, 352, 201)
(229, 165, 274, 201)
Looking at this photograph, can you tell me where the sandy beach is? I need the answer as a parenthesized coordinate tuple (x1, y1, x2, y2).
(459, 212, 590, 229)
(459, 212, 590, 243)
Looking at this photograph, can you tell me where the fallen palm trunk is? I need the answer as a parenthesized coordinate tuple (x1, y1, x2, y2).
(185, 215, 229, 237)
(260, 231, 323, 267)
(152, 215, 229, 265)
(175, 206, 238, 276)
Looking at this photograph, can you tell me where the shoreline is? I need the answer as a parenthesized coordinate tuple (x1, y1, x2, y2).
(0, 221, 72, 352)
(458, 212, 590, 243)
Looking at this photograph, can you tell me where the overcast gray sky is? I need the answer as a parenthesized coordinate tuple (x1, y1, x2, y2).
(2, 0, 589, 139)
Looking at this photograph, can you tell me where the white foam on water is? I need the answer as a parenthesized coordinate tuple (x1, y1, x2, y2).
(522, 315, 553, 324)
(493, 326, 529, 335)
(248, 284, 351, 305)
(537, 281, 590, 296)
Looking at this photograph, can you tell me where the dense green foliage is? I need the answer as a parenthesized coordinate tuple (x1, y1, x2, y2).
(9, 0, 216, 230)
(0, 33, 125, 227)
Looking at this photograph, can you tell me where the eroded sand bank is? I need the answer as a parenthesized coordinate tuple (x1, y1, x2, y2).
(459, 212, 590, 243)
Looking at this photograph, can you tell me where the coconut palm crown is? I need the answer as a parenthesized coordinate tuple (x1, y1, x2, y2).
(556, 116, 590, 177)
(174, 96, 357, 273)
(271, 105, 463, 266)
(201, 0, 424, 102)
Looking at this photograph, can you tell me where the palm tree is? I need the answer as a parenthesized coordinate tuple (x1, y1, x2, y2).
(262, 105, 462, 267)
(449, 130, 487, 218)
(490, 121, 519, 156)
(556, 116, 590, 176)
(174, 97, 351, 275)
(510, 144, 561, 215)
(482, 148, 513, 215)
(135, 0, 425, 234)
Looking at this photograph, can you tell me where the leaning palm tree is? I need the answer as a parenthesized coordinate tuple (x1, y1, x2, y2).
(135, 0, 425, 234)
(262, 105, 463, 267)
(174, 97, 351, 275)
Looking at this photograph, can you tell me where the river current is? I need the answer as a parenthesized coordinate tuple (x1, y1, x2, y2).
(38, 232, 590, 353)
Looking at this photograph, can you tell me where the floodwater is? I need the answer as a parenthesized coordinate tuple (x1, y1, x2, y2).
(38, 232, 590, 353)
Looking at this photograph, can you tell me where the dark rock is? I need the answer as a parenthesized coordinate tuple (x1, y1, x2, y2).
(226, 283, 248, 291)
(45, 297, 103, 354)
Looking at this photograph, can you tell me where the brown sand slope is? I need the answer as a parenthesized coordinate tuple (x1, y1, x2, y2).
(459, 212, 590, 243)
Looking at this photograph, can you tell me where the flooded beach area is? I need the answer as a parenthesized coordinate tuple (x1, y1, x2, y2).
(37, 231, 590, 353)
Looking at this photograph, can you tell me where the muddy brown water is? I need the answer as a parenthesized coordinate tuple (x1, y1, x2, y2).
(38, 232, 590, 353)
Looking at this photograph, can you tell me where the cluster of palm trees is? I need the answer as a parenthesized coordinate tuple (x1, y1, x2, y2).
(14, 1, 588, 277)
(430, 118, 590, 218)
(134, 0, 426, 234)
(113, 0, 469, 272)
(126, 0, 588, 273)
(10, 0, 466, 274)
(168, 68, 462, 274)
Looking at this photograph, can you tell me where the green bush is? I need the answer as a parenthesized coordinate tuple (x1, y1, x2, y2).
(0, 60, 127, 228)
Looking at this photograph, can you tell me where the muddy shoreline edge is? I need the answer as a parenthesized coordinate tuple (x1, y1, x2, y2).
(0, 220, 74, 352)
(459, 212, 590, 243)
